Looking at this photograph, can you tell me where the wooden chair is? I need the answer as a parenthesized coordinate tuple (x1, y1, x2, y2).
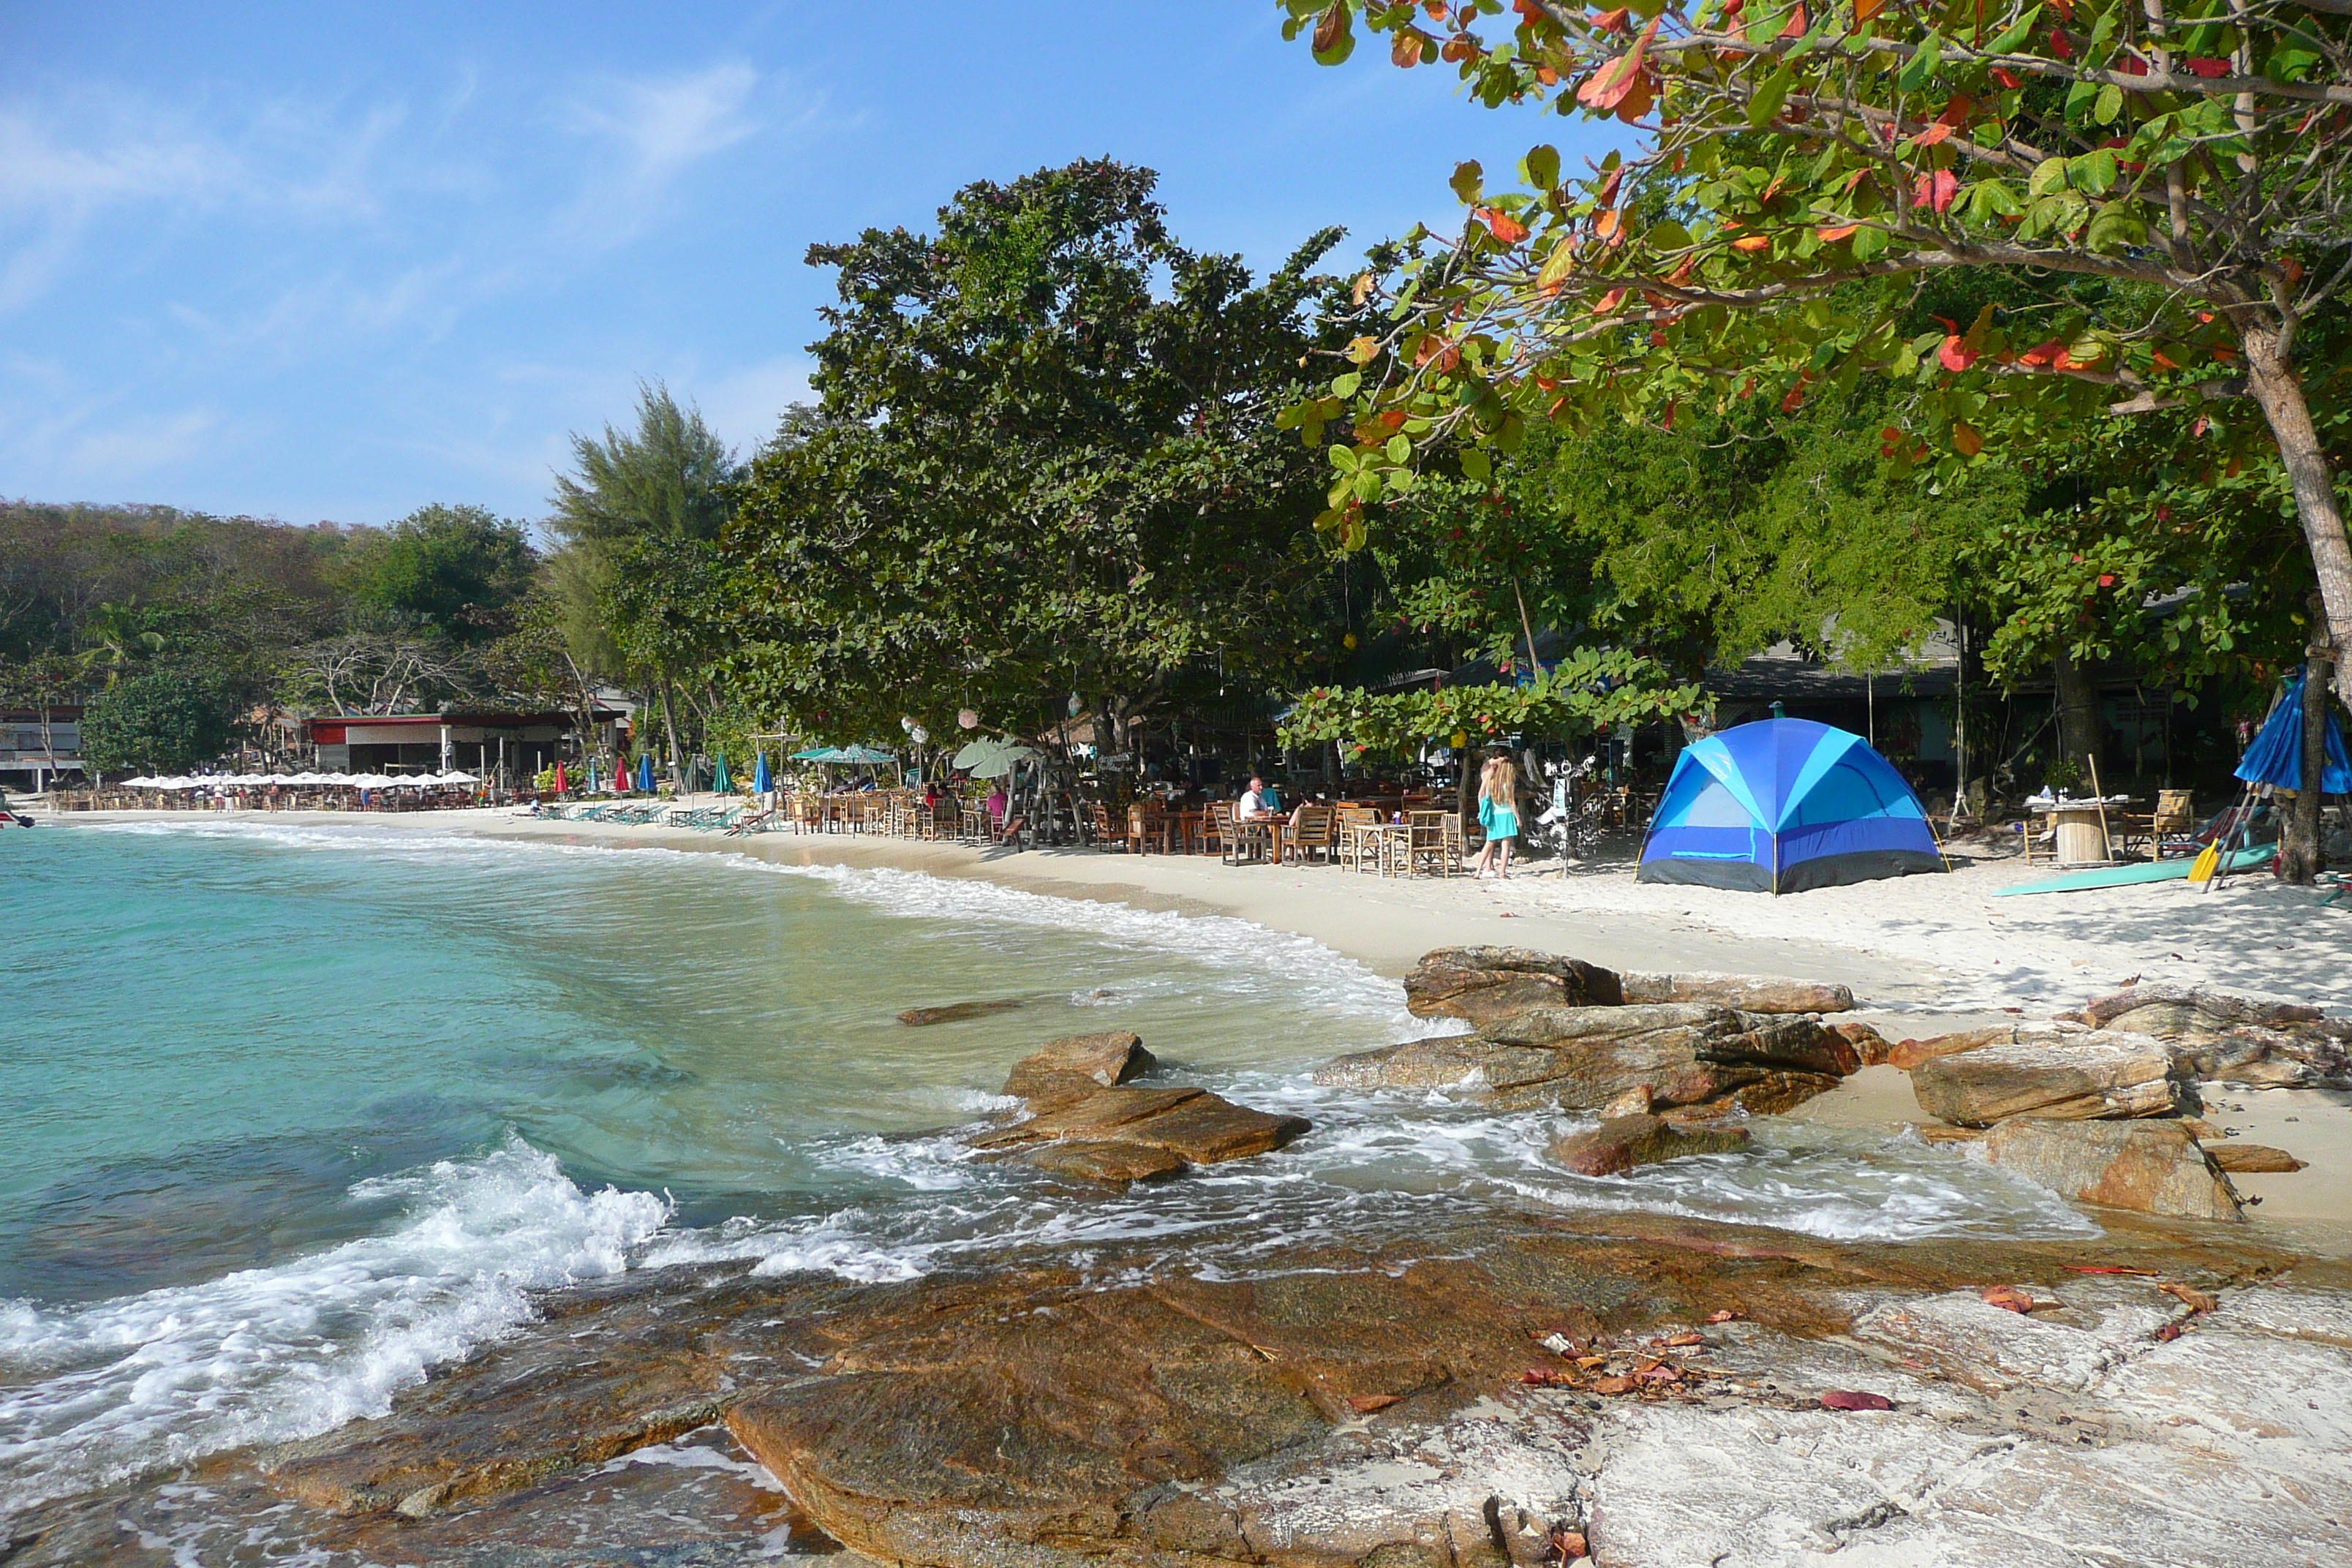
(1334, 806, 1378, 872)
(1284, 806, 1337, 864)
(1223, 810, 1271, 865)
(1194, 802, 1232, 857)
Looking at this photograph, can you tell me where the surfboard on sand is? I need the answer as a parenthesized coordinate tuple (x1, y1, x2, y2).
(1992, 845, 2274, 897)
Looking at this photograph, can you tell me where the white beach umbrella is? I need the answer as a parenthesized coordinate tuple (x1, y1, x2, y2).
(442, 769, 479, 784)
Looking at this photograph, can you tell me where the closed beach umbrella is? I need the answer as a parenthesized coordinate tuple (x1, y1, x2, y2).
(637, 753, 655, 792)
(710, 753, 731, 792)
(553, 760, 569, 793)
(2234, 668, 2352, 793)
(611, 758, 628, 792)
(753, 751, 773, 793)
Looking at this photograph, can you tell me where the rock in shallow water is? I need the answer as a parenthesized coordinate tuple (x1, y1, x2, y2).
(1908, 1028, 2192, 1126)
(1001, 1030, 1156, 1098)
(976, 1035, 1308, 1187)
(1546, 1113, 1752, 1176)
(1980, 1117, 2244, 1221)
(1317, 1003, 1852, 1116)
(897, 997, 1025, 1025)
(1400, 946, 1855, 1028)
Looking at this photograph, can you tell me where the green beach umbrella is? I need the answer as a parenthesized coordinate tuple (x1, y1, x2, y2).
(711, 753, 732, 792)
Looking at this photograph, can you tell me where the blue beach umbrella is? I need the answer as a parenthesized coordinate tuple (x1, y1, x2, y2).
(711, 753, 732, 792)
(637, 753, 656, 792)
(753, 752, 773, 793)
(1637, 717, 1946, 894)
(2234, 668, 2352, 794)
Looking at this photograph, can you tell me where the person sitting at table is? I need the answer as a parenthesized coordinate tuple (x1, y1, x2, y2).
(985, 785, 1009, 824)
(1235, 777, 1271, 819)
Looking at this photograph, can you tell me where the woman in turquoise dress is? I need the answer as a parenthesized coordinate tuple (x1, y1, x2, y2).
(1473, 755, 1521, 879)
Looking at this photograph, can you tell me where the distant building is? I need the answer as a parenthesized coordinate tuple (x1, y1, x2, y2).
(0, 706, 83, 792)
(306, 709, 622, 780)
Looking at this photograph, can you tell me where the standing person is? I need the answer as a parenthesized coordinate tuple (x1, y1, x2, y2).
(1473, 754, 1521, 879)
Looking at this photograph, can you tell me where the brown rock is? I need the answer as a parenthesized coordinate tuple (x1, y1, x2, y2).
(2206, 1142, 2308, 1174)
(897, 998, 1024, 1026)
(1022, 1139, 1188, 1185)
(1833, 1021, 1893, 1067)
(1002, 1030, 1155, 1099)
(1618, 972, 1856, 1014)
(1319, 1003, 1853, 1116)
(969, 1085, 1205, 1148)
(1886, 1026, 2015, 1072)
(2076, 983, 2351, 1088)
(1401, 946, 1624, 1025)
(1108, 1093, 1310, 1164)
(1547, 1113, 1753, 1176)
(1980, 1117, 2244, 1221)
(1909, 1030, 2192, 1127)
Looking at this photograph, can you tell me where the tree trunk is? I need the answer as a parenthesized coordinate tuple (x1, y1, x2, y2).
(2281, 639, 2335, 886)
(2242, 322, 2352, 709)
(2051, 647, 2103, 789)
(658, 675, 686, 791)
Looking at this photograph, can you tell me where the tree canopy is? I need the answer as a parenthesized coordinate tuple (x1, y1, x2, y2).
(1284, 0, 2352, 695)
(722, 159, 1354, 745)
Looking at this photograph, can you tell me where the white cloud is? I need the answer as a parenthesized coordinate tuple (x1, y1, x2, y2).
(561, 61, 763, 242)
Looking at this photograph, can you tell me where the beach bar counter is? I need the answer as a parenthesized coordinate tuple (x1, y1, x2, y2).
(308, 709, 618, 782)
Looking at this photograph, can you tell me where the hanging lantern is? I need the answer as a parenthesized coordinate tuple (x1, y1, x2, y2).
(909, 725, 928, 745)
(1067, 693, 1082, 717)
(958, 709, 979, 730)
(900, 715, 915, 733)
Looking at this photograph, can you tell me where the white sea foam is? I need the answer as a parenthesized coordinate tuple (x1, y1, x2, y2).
(0, 1139, 669, 1513)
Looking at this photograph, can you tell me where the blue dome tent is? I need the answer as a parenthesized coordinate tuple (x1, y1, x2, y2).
(1637, 717, 1947, 894)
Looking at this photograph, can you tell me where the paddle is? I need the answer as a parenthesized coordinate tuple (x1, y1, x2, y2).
(2186, 840, 2221, 886)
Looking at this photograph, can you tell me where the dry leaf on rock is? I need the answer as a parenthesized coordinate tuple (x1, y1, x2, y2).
(1820, 1390, 1895, 1411)
(2160, 1282, 2219, 1314)
(1705, 1308, 1744, 1322)
(1591, 1375, 1638, 1395)
(1663, 1330, 1705, 1347)
(1345, 1393, 1401, 1413)
(1981, 1284, 2038, 1314)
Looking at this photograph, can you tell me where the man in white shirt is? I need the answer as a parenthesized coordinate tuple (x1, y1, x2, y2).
(1236, 777, 1268, 819)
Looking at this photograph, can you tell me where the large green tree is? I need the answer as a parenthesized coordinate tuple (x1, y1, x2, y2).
(1284, 0, 2352, 693)
(344, 504, 537, 645)
(549, 382, 743, 783)
(79, 668, 241, 774)
(723, 160, 1353, 751)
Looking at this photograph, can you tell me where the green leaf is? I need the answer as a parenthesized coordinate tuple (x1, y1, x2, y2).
(1749, 67, 1795, 127)
(1896, 31, 1942, 91)
(1450, 160, 1486, 205)
(1385, 433, 1412, 463)
(2029, 157, 2070, 197)
(1646, 217, 1693, 250)
(1459, 448, 1493, 481)
(2068, 148, 2119, 195)
(1521, 143, 1561, 191)
(1333, 371, 1363, 397)
(1352, 470, 1384, 503)
(1850, 223, 1889, 261)
(2095, 83, 2122, 124)
(1983, 5, 2041, 54)
(1330, 445, 1361, 473)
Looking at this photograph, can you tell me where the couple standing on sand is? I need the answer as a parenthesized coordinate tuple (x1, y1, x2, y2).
(1473, 754, 1521, 880)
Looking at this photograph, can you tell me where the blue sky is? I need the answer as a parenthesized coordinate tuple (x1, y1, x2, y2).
(1, 4, 1618, 528)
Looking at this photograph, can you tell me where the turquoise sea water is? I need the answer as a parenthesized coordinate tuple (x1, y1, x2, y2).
(0, 819, 2095, 1514)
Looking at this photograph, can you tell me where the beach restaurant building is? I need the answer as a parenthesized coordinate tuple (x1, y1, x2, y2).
(306, 709, 620, 780)
(0, 706, 83, 793)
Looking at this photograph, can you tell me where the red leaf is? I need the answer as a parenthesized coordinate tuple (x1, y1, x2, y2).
(1939, 334, 1978, 372)
(1733, 233, 1773, 252)
(1821, 1390, 1894, 1411)
(1912, 121, 1955, 146)
(2097, 573, 2117, 587)
(1592, 287, 1627, 314)
(1981, 1284, 2036, 1314)
(1393, 29, 1428, 67)
(1577, 15, 1659, 110)
(2050, 27, 2074, 58)
(1779, 4, 1808, 38)
(2185, 57, 2230, 78)
(1779, 379, 1807, 412)
(2121, 54, 2148, 76)
(2019, 337, 2067, 367)
(1346, 1392, 1403, 1412)
(1992, 67, 2023, 88)
(2048, 0, 2073, 15)
(1817, 222, 1859, 241)
(1911, 168, 1959, 214)
(1477, 208, 1531, 244)
(1590, 6, 1630, 31)
(1595, 166, 1625, 207)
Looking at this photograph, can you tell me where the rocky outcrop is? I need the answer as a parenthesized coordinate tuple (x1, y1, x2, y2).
(1319, 1003, 1855, 1116)
(1980, 1117, 2244, 1221)
(1001, 1030, 1156, 1098)
(1402, 947, 1857, 1028)
(1547, 1113, 1753, 1176)
(1887, 1025, 2019, 1071)
(2206, 1142, 2307, 1174)
(898, 997, 1024, 1025)
(976, 1036, 1308, 1186)
(1402, 946, 1626, 1024)
(2070, 982, 2352, 1088)
(1618, 972, 1856, 1015)
(1909, 1029, 2193, 1126)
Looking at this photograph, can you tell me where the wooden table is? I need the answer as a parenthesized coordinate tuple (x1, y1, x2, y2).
(1226, 815, 1286, 865)
(2051, 803, 2112, 865)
